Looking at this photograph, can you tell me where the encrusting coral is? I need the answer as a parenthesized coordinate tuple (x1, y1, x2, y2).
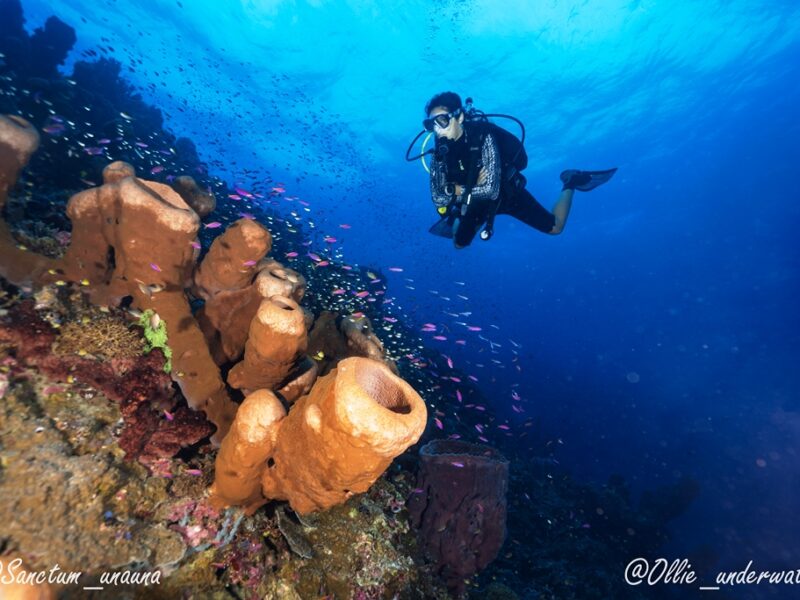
(51, 315, 145, 361)
(211, 357, 427, 515)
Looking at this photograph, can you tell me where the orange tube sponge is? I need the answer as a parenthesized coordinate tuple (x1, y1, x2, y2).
(196, 285, 262, 364)
(261, 357, 427, 514)
(0, 115, 55, 285)
(193, 218, 272, 300)
(276, 355, 319, 404)
(341, 314, 388, 363)
(59, 174, 237, 442)
(171, 174, 216, 217)
(227, 295, 308, 392)
(255, 259, 307, 302)
(209, 389, 286, 514)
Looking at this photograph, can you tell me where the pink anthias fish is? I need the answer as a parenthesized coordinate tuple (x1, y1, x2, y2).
(189, 241, 201, 250)
(455, 340, 467, 345)
(355, 291, 369, 298)
(272, 186, 285, 193)
(228, 194, 242, 200)
(468, 375, 479, 382)
(475, 424, 484, 433)
(456, 390, 463, 402)
(433, 335, 447, 341)
(444, 356, 453, 368)
(135, 141, 149, 148)
(388, 267, 403, 272)
(150, 165, 165, 174)
(234, 187, 253, 198)
(450, 376, 461, 383)
(434, 417, 444, 430)
(512, 405, 524, 414)
(238, 212, 255, 220)
(185, 469, 203, 476)
(308, 252, 322, 262)
(498, 424, 511, 431)
(466, 325, 482, 331)
(204, 221, 222, 229)
(242, 260, 257, 267)
(285, 252, 298, 258)
(324, 236, 337, 243)
(451, 462, 465, 468)
(42, 124, 66, 135)
(150, 262, 162, 272)
(332, 289, 346, 295)
(383, 317, 397, 323)
(316, 261, 329, 267)
(339, 224, 351, 229)
(163, 410, 174, 421)
(511, 390, 521, 401)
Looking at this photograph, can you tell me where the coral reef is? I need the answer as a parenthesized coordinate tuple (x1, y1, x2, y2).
(0, 378, 187, 578)
(408, 440, 509, 595)
(212, 357, 428, 515)
(0, 133, 239, 442)
(0, 4, 702, 594)
(0, 301, 213, 464)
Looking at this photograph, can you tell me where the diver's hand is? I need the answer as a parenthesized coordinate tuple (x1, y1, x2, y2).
(477, 167, 488, 186)
(454, 184, 464, 196)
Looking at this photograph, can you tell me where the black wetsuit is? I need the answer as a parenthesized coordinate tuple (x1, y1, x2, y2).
(429, 123, 556, 247)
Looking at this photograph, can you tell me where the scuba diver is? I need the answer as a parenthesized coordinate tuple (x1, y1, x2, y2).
(408, 91, 617, 248)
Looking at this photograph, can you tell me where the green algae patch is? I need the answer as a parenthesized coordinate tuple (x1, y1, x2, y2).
(139, 309, 172, 373)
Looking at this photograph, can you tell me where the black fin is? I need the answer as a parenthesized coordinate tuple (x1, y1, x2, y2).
(560, 168, 618, 191)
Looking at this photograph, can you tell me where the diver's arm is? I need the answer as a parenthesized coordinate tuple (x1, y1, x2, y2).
(468, 133, 501, 201)
(429, 159, 452, 210)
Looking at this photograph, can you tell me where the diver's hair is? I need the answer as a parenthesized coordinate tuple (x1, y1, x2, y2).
(425, 91, 462, 116)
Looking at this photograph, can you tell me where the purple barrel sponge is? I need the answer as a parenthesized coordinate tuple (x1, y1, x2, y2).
(408, 439, 509, 595)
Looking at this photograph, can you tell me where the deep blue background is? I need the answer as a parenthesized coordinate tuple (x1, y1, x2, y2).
(16, 0, 800, 588)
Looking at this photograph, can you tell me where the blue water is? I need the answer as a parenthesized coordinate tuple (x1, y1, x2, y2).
(11, 0, 800, 596)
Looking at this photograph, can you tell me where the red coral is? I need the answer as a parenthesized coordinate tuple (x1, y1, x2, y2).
(0, 301, 213, 463)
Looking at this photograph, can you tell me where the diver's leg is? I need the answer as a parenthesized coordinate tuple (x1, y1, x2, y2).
(453, 205, 486, 249)
(498, 188, 559, 235)
(549, 188, 575, 235)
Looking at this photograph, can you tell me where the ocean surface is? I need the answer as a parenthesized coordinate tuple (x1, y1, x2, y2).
(3, 0, 800, 598)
